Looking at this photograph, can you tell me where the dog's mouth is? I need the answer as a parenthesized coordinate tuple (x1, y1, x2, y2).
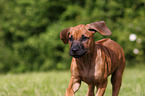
(69, 50, 87, 58)
(69, 41, 88, 58)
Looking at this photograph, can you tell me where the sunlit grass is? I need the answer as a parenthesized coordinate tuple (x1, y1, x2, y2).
(0, 66, 145, 96)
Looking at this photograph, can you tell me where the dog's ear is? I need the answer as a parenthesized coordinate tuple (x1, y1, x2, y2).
(60, 28, 70, 44)
(86, 21, 111, 36)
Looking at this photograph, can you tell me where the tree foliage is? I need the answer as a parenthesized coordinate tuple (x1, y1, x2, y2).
(0, 0, 145, 73)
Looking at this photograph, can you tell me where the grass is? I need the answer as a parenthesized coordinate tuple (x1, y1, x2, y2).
(0, 66, 145, 96)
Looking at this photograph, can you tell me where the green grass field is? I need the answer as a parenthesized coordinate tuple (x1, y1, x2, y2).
(0, 66, 145, 96)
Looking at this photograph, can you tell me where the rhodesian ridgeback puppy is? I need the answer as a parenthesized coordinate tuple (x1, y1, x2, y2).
(60, 21, 125, 96)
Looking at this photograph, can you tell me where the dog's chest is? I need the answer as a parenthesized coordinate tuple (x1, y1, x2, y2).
(80, 68, 94, 84)
(74, 50, 108, 84)
(78, 64, 105, 84)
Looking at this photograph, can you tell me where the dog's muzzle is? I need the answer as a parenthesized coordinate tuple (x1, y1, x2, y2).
(69, 41, 87, 58)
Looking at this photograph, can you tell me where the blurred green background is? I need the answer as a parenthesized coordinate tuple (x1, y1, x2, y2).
(0, 0, 145, 73)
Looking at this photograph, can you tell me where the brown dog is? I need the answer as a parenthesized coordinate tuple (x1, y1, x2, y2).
(60, 21, 125, 96)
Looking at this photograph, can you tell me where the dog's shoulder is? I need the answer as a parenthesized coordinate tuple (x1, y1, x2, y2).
(95, 38, 124, 61)
(95, 38, 111, 54)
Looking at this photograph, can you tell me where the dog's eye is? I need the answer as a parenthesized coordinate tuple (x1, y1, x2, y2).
(81, 35, 89, 41)
(69, 35, 73, 42)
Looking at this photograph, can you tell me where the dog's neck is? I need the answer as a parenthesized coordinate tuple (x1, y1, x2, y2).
(75, 41, 96, 66)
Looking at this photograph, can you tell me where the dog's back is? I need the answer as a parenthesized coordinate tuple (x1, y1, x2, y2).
(96, 38, 125, 57)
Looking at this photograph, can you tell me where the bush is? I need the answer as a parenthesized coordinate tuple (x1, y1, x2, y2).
(0, 0, 144, 73)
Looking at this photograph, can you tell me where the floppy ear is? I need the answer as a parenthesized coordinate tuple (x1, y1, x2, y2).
(86, 21, 111, 36)
(60, 28, 70, 44)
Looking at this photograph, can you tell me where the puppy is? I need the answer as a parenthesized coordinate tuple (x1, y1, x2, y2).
(60, 21, 125, 96)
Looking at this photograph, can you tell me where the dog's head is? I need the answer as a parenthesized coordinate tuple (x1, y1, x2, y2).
(60, 21, 111, 58)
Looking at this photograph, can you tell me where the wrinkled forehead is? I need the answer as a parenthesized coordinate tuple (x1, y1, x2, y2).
(69, 24, 91, 38)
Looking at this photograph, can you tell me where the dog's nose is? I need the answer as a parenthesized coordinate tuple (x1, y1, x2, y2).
(72, 48, 79, 53)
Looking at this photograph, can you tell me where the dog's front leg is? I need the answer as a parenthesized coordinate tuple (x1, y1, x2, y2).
(65, 76, 81, 96)
(95, 80, 107, 96)
(87, 85, 95, 96)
